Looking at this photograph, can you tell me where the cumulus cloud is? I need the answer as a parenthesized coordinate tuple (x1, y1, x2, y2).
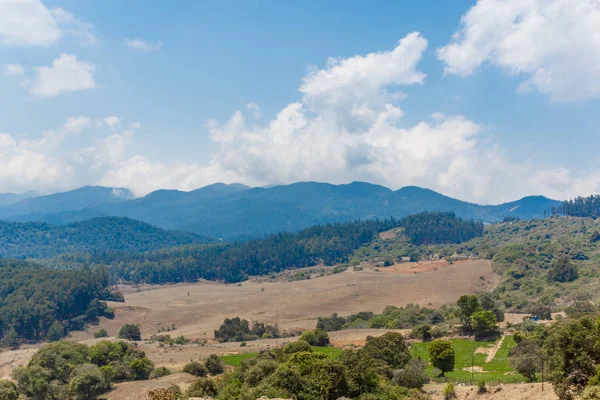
(437, 0, 600, 101)
(0, 0, 94, 47)
(125, 39, 162, 52)
(4, 64, 24, 76)
(3, 32, 600, 202)
(30, 54, 96, 97)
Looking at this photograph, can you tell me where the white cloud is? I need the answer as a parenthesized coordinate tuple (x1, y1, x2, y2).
(30, 53, 96, 97)
(0, 0, 94, 47)
(4, 64, 24, 76)
(438, 0, 600, 101)
(50, 8, 96, 46)
(125, 39, 162, 52)
(247, 103, 261, 119)
(102, 116, 121, 129)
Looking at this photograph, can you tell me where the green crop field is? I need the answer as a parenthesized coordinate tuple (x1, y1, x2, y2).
(410, 336, 528, 384)
(220, 346, 342, 366)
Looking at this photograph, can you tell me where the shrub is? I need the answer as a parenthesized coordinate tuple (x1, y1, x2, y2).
(204, 354, 225, 375)
(477, 379, 487, 393)
(362, 332, 410, 369)
(183, 361, 208, 377)
(186, 378, 218, 397)
(0, 380, 19, 400)
(2, 327, 19, 349)
(300, 329, 330, 346)
(118, 324, 141, 341)
(12, 365, 53, 400)
(130, 357, 154, 380)
(103, 307, 115, 319)
(94, 329, 108, 338)
(582, 386, 600, 400)
(411, 324, 432, 342)
(392, 358, 429, 389)
(67, 363, 111, 400)
(150, 367, 172, 379)
(245, 359, 279, 387)
(443, 382, 456, 400)
(148, 386, 181, 400)
(282, 340, 312, 356)
(29, 341, 89, 383)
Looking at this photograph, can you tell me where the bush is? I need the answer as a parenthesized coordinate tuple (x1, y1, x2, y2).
(94, 329, 108, 338)
(0, 380, 19, 400)
(118, 324, 141, 341)
(477, 379, 487, 393)
(130, 357, 154, 380)
(186, 378, 218, 397)
(245, 359, 279, 386)
(204, 354, 224, 375)
(582, 386, 600, 400)
(150, 367, 172, 379)
(67, 363, 111, 400)
(29, 341, 89, 383)
(392, 358, 429, 389)
(12, 365, 53, 400)
(443, 382, 456, 400)
(183, 361, 208, 377)
(300, 329, 330, 346)
(282, 340, 312, 356)
(411, 324, 432, 342)
(362, 332, 410, 369)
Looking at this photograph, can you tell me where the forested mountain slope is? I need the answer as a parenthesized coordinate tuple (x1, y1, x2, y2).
(0, 182, 559, 238)
(0, 217, 213, 259)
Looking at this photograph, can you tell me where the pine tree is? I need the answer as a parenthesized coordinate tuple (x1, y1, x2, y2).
(3, 327, 19, 349)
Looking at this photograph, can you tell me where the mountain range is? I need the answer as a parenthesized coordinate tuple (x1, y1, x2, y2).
(0, 182, 559, 238)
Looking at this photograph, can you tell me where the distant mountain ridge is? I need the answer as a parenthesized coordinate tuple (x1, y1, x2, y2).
(0, 182, 559, 238)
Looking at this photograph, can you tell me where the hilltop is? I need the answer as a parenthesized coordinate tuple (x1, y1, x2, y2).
(0, 181, 559, 238)
(0, 217, 213, 259)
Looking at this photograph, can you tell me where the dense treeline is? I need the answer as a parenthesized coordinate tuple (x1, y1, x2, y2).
(0, 216, 212, 259)
(552, 195, 600, 218)
(0, 260, 113, 343)
(49, 218, 403, 284)
(401, 212, 484, 245)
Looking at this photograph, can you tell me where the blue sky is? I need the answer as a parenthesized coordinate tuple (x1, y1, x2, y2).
(1, 0, 600, 203)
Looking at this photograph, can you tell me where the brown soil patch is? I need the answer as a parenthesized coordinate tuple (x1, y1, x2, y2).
(379, 259, 480, 274)
(426, 382, 557, 400)
(103, 372, 196, 400)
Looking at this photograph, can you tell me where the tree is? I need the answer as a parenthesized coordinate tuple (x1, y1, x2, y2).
(130, 357, 154, 380)
(29, 341, 89, 383)
(68, 363, 111, 400)
(411, 324, 432, 342)
(548, 255, 578, 283)
(46, 321, 65, 342)
(118, 324, 141, 341)
(392, 358, 429, 389)
(457, 295, 482, 332)
(0, 380, 19, 400)
(3, 327, 19, 349)
(429, 340, 455, 376)
(361, 332, 410, 369)
(509, 340, 541, 382)
(469, 311, 498, 339)
(204, 354, 224, 375)
(300, 329, 330, 346)
(11, 365, 52, 400)
(339, 350, 380, 397)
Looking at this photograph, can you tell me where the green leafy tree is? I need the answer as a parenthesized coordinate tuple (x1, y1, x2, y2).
(130, 357, 154, 380)
(0, 380, 19, 400)
(457, 295, 482, 332)
(29, 341, 89, 383)
(3, 327, 19, 349)
(300, 329, 330, 346)
(339, 350, 380, 397)
(470, 311, 498, 338)
(118, 324, 141, 341)
(11, 365, 52, 400)
(548, 255, 578, 283)
(429, 340, 455, 376)
(392, 358, 429, 389)
(68, 363, 111, 400)
(204, 354, 224, 375)
(411, 324, 432, 342)
(46, 321, 65, 342)
(361, 332, 410, 369)
(509, 340, 541, 382)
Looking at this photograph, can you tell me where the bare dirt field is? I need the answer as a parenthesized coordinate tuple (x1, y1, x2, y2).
(426, 383, 557, 400)
(82, 259, 497, 341)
